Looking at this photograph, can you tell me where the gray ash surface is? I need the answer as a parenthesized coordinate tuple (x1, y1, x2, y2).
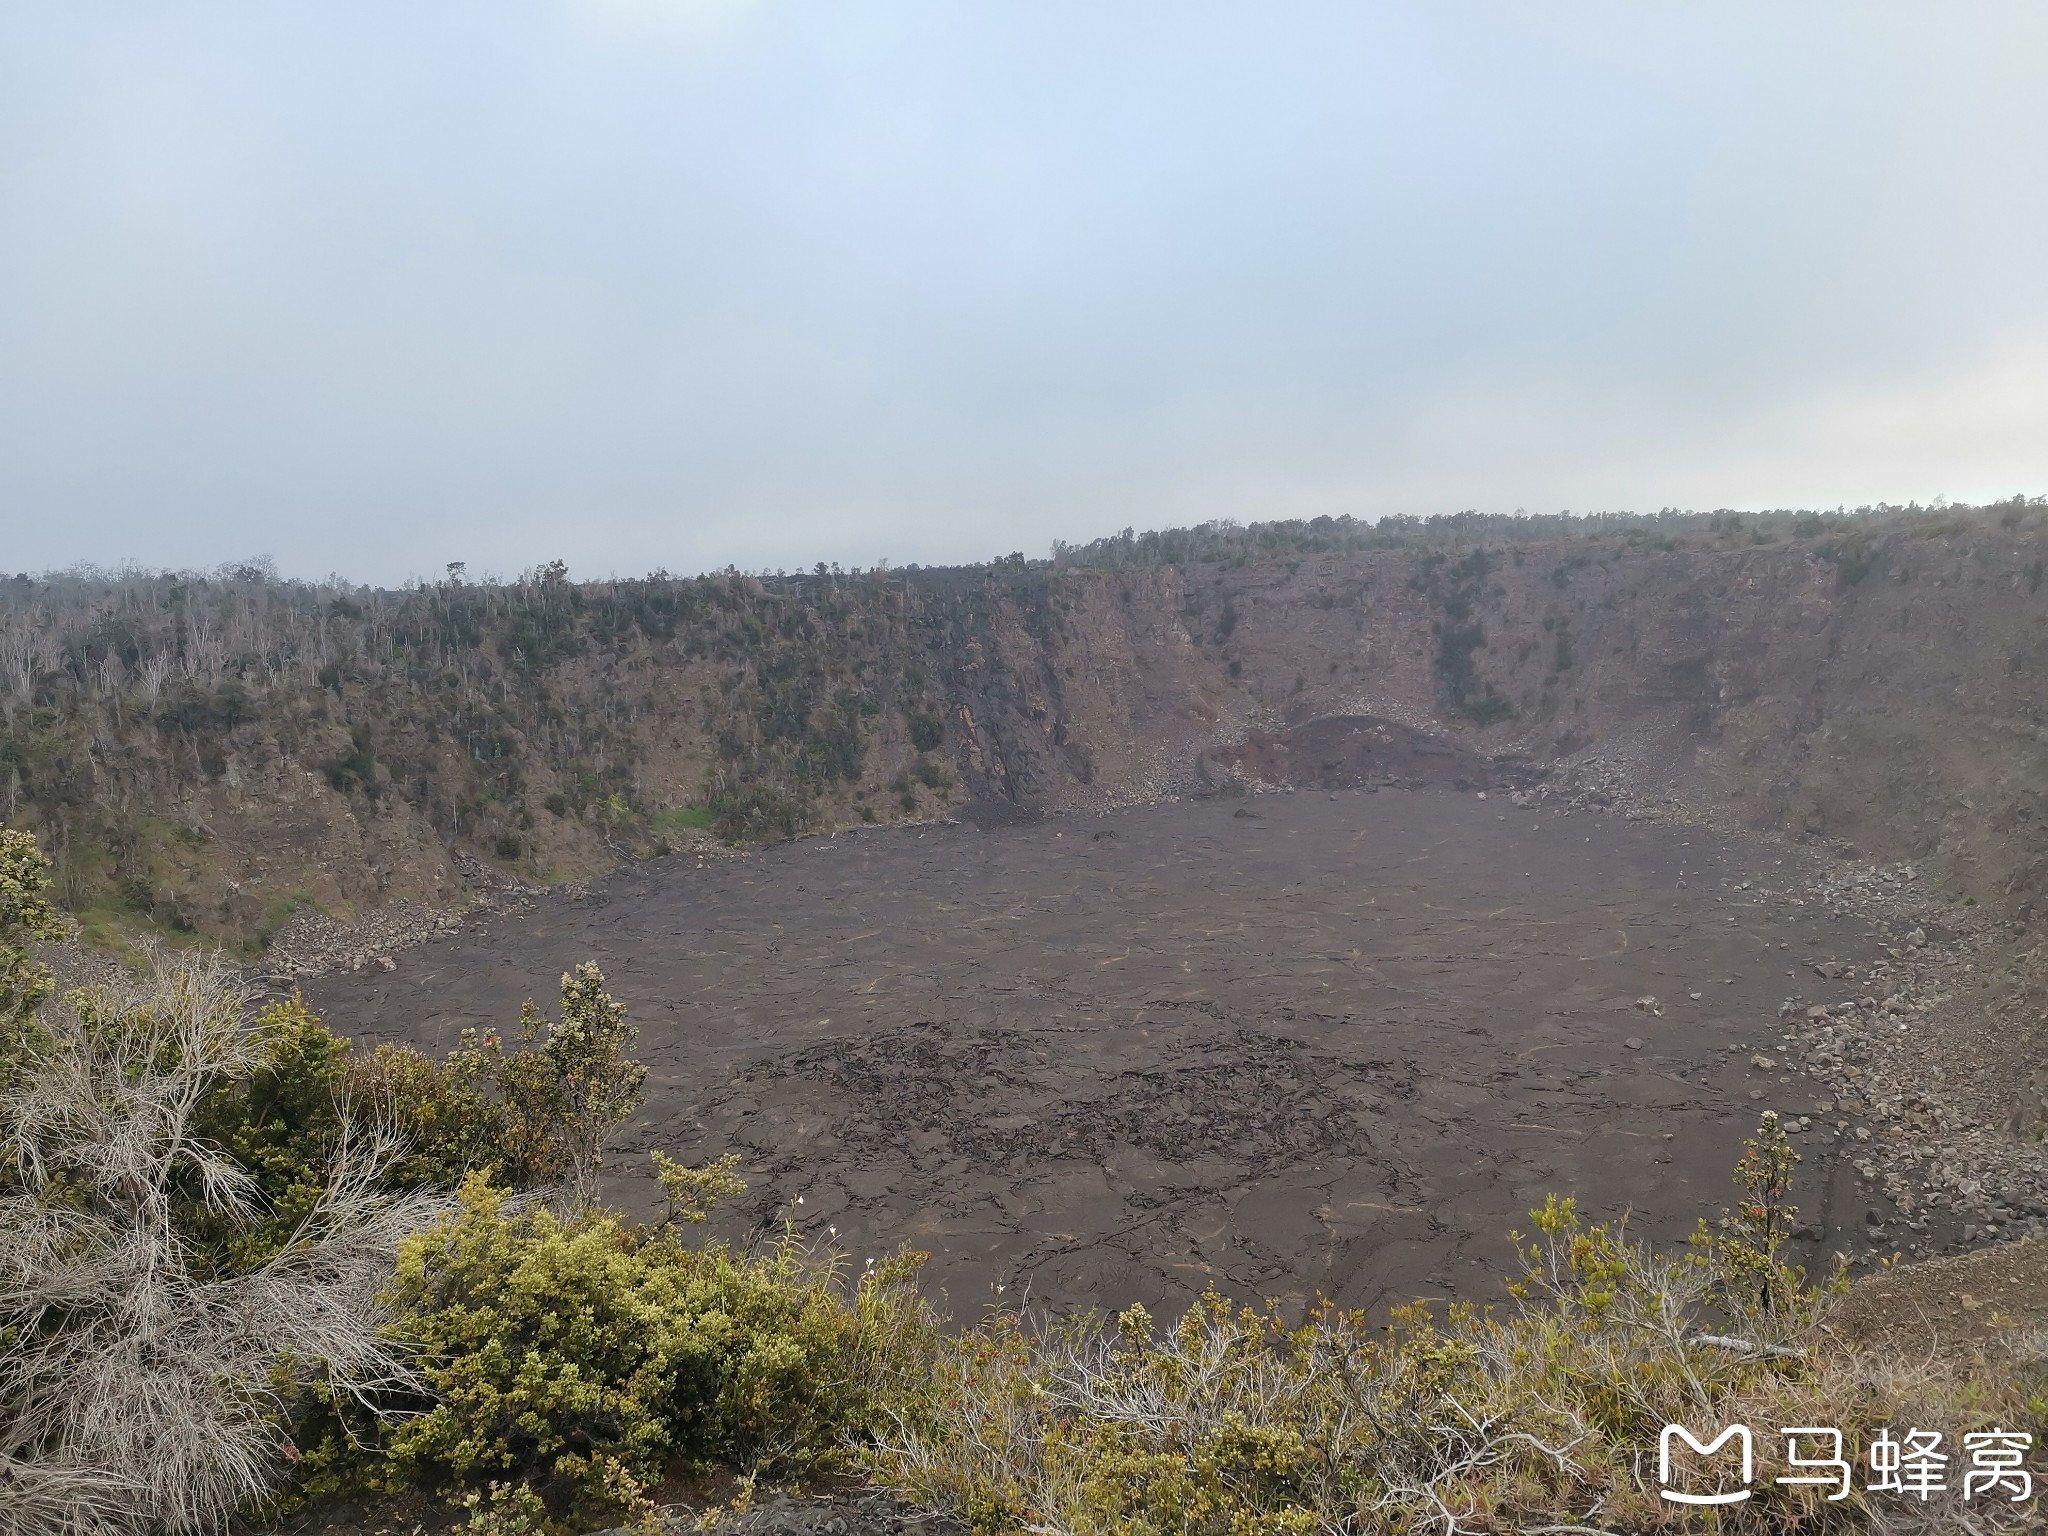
(306, 787, 1883, 1319)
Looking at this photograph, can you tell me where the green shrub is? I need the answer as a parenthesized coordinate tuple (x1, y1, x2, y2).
(189, 995, 356, 1270)
(1464, 694, 1512, 726)
(188, 997, 517, 1272)
(651, 804, 715, 836)
(349, 1037, 510, 1189)
(1708, 1109, 1806, 1316)
(323, 724, 380, 797)
(190, 968, 661, 1279)
(1432, 619, 1511, 724)
(445, 963, 647, 1207)
(712, 780, 810, 842)
(0, 826, 62, 1059)
(193, 963, 644, 1255)
(1820, 533, 1880, 586)
(375, 1177, 935, 1530)
(651, 1149, 747, 1226)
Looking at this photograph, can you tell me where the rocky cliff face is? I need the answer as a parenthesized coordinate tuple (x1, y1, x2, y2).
(944, 509, 2048, 915)
(5, 503, 2045, 947)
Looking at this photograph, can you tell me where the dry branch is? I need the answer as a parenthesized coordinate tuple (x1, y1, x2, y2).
(0, 949, 451, 1536)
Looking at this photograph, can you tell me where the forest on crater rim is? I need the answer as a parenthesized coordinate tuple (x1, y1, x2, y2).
(2, 499, 2045, 959)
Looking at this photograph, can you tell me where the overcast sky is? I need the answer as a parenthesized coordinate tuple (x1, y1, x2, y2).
(4, 3, 2045, 585)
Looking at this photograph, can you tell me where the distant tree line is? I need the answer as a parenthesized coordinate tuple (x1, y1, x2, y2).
(1047, 496, 2043, 570)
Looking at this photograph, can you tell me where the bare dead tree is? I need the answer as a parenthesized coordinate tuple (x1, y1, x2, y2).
(0, 949, 451, 1536)
(0, 610, 57, 711)
(134, 650, 172, 705)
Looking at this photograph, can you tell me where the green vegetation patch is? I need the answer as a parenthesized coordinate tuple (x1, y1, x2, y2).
(650, 804, 715, 835)
(1414, 550, 1514, 725)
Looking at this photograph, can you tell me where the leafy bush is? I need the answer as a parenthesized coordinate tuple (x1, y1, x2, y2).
(0, 950, 449, 1536)
(1709, 1109, 1808, 1317)
(323, 724, 380, 797)
(651, 1148, 747, 1226)
(190, 1000, 507, 1269)
(712, 780, 812, 842)
(371, 1176, 935, 1530)
(445, 963, 647, 1207)
(0, 826, 62, 1055)
(1821, 533, 1881, 586)
(184, 961, 644, 1276)
(186, 995, 357, 1271)
(349, 1037, 510, 1189)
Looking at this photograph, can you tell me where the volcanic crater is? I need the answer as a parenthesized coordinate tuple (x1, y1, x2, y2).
(306, 765, 1877, 1319)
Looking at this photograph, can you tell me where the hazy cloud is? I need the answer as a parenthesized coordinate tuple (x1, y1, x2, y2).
(3, 2, 2044, 582)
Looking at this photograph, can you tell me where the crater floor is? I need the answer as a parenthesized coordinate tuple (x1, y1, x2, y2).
(307, 788, 1873, 1319)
